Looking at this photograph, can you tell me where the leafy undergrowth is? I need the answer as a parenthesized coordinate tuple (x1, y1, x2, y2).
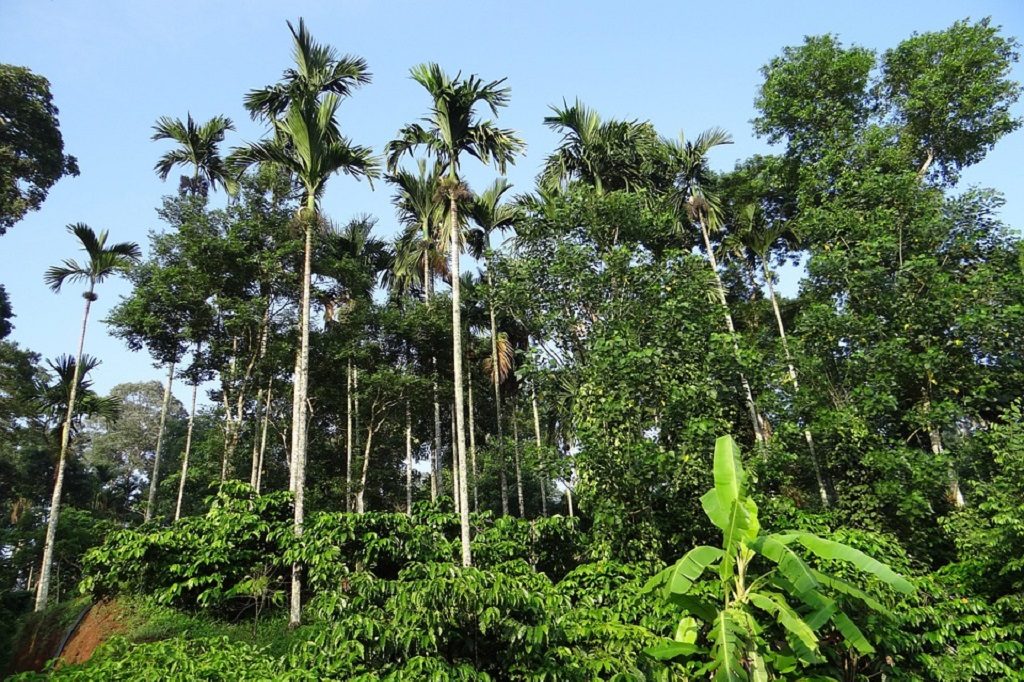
(10, 482, 1024, 680)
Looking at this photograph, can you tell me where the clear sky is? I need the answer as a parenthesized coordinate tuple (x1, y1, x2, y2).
(1, 0, 1022, 406)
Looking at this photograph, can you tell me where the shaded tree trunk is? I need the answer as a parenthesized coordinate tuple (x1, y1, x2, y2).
(467, 360, 479, 512)
(512, 403, 525, 517)
(487, 244, 509, 516)
(346, 360, 353, 512)
(405, 401, 413, 515)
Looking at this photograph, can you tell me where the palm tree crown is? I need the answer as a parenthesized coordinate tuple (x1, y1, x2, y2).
(152, 113, 235, 194)
(44, 223, 142, 299)
(385, 63, 525, 178)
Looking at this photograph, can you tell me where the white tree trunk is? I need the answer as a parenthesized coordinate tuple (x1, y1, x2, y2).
(450, 192, 471, 567)
(512, 404, 525, 517)
(467, 362, 479, 512)
(145, 361, 175, 522)
(346, 360, 353, 512)
(487, 247, 509, 516)
(175, 378, 199, 521)
(531, 383, 547, 516)
(290, 215, 314, 628)
(255, 381, 272, 495)
(763, 261, 830, 506)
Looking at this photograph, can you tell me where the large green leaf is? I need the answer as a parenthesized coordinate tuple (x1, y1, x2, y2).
(751, 534, 818, 595)
(810, 570, 885, 611)
(831, 612, 875, 655)
(783, 532, 915, 594)
(642, 545, 723, 596)
(712, 435, 747, 507)
(748, 591, 818, 653)
(708, 609, 748, 682)
(644, 640, 701, 661)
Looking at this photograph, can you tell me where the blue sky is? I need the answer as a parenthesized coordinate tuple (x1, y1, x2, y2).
(2, 0, 1022, 405)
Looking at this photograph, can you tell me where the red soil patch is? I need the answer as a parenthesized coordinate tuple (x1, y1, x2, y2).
(57, 600, 126, 666)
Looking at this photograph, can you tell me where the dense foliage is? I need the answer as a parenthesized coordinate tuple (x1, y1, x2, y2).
(2, 15, 1023, 680)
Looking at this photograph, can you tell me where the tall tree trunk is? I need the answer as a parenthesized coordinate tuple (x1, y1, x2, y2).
(467, 360, 479, 512)
(290, 209, 314, 628)
(255, 381, 272, 495)
(451, 407, 460, 515)
(355, 422, 377, 514)
(175, 376, 199, 521)
(487, 243, 509, 516)
(512, 403, 525, 517)
(145, 361, 176, 522)
(762, 261, 831, 506)
(249, 384, 265, 489)
(346, 360, 353, 512)
(405, 401, 413, 515)
(531, 383, 547, 516)
(450, 189, 471, 567)
(699, 222, 767, 444)
(432, 362, 440, 502)
(288, 344, 301, 494)
(36, 286, 93, 612)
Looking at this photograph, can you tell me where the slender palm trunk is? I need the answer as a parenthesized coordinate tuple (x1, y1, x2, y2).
(424, 248, 440, 503)
(405, 401, 413, 515)
(255, 381, 272, 495)
(36, 286, 93, 612)
(346, 360, 353, 511)
(531, 384, 547, 517)
(175, 376, 199, 521)
(145, 361, 175, 522)
(512, 403, 525, 517)
(762, 261, 830, 506)
(432, 363, 440, 502)
(487, 250, 509, 516)
(467, 360, 479, 512)
(451, 407, 460, 515)
(699, 222, 767, 444)
(288, 344, 302, 493)
(290, 208, 314, 628)
(450, 187, 471, 567)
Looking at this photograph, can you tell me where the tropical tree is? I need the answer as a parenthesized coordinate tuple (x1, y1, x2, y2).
(35, 223, 140, 610)
(152, 113, 236, 196)
(386, 63, 525, 566)
(668, 129, 769, 445)
(540, 99, 670, 194)
(231, 17, 378, 627)
(469, 178, 519, 514)
(0, 64, 79, 233)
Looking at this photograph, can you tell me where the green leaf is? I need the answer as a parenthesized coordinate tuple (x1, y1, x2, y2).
(644, 640, 701, 661)
(643, 545, 723, 596)
(674, 616, 699, 644)
(810, 570, 885, 611)
(748, 591, 818, 653)
(785, 532, 915, 594)
(751, 534, 818, 595)
(831, 612, 875, 655)
(708, 610, 748, 681)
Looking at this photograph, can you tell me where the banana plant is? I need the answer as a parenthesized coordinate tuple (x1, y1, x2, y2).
(643, 435, 914, 680)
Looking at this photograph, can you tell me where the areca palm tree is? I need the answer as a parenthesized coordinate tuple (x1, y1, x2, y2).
(36, 223, 140, 611)
(386, 63, 524, 566)
(541, 99, 668, 193)
(231, 18, 377, 627)
(667, 129, 769, 445)
(152, 113, 235, 196)
(469, 178, 519, 514)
